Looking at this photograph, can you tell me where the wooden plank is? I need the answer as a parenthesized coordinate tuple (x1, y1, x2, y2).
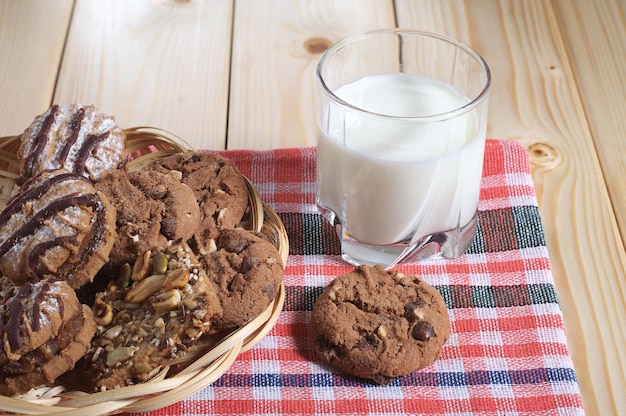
(554, 0, 626, 259)
(227, 0, 396, 150)
(0, 0, 73, 136)
(53, 0, 233, 150)
(551, 3, 626, 412)
(393, 0, 626, 414)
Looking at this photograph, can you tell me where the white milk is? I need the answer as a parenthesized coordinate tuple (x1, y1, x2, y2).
(317, 73, 486, 246)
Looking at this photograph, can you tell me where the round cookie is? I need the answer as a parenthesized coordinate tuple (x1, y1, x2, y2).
(94, 169, 201, 271)
(0, 169, 117, 289)
(17, 103, 126, 185)
(148, 151, 249, 252)
(200, 228, 284, 331)
(82, 241, 222, 390)
(310, 265, 450, 384)
(0, 278, 97, 395)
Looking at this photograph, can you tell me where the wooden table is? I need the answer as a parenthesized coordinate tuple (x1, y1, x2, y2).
(1, 1, 624, 414)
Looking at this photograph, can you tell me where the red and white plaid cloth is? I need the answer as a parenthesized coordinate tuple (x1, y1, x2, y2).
(146, 140, 584, 415)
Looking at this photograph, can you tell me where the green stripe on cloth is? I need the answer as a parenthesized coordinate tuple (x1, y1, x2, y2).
(284, 284, 559, 312)
(280, 206, 546, 257)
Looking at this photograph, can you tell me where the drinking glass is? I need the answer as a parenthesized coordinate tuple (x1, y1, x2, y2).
(315, 29, 491, 267)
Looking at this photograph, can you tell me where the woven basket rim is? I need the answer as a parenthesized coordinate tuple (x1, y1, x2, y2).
(0, 128, 289, 415)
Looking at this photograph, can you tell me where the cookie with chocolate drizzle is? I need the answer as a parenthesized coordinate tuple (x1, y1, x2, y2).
(0, 169, 117, 289)
(16, 103, 126, 185)
(310, 265, 450, 384)
(0, 278, 97, 395)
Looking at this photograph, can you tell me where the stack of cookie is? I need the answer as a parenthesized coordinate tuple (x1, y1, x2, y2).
(0, 104, 284, 394)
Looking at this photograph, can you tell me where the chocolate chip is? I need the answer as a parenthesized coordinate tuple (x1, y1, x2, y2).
(147, 187, 168, 200)
(404, 299, 425, 320)
(224, 239, 249, 253)
(412, 321, 435, 341)
(356, 334, 379, 350)
(242, 256, 260, 272)
(160, 217, 178, 239)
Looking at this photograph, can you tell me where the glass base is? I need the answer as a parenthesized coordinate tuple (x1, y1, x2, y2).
(319, 206, 478, 268)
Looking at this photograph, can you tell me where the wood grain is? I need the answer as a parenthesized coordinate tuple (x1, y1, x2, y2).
(0, 0, 73, 136)
(226, 0, 396, 149)
(554, 0, 626, 245)
(394, 1, 626, 414)
(53, 0, 233, 150)
(0, 1, 623, 414)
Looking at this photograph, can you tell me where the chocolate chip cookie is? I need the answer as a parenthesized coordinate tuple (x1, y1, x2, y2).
(310, 265, 450, 384)
(148, 151, 249, 252)
(17, 103, 126, 185)
(95, 169, 201, 271)
(200, 228, 284, 331)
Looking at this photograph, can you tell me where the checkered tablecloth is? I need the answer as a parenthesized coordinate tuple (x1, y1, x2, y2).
(148, 140, 584, 415)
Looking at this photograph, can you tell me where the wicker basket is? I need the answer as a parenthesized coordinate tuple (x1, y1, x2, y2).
(0, 127, 289, 415)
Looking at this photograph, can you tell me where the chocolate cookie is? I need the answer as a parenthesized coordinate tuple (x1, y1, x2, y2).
(17, 103, 126, 185)
(310, 265, 450, 384)
(94, 169, 201, 271)
(0, 169, 117, 289)
(200, 228, 284, 331)
(0, 278, 97, 395)
(148, 151, 249, 251)
(82, 241, 222, 390)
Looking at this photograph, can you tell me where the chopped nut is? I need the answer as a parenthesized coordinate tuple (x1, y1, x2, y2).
(106, 346, 136, 367)
(216, 208, 227, 225)
(412, 309, 425, 321)
(167, 169, 183, 181)
(328, 285, 342, 300)
(126, 274, 165, 303)
(91, 346, 103, 362)
(154, 317, 166, 335)
(163, 268, 190, 290)
(185, 328, 200, 340)
(132, 250, 152, 281)
(103, 325, 123, 340)
(151, 252, 169, 275)
(118, 263, 132, 288)
(93, 299, 114, 326)
(377, 325, 387, 338)
(182, 293, 201, 310)
(150, 289, 182, 313)
(192, 309, 208, 321)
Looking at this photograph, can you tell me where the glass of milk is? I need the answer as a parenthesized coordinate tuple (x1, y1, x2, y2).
(315, 29, 491, 267)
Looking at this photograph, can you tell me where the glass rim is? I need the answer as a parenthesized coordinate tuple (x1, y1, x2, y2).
(316, 29, 492, 121)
